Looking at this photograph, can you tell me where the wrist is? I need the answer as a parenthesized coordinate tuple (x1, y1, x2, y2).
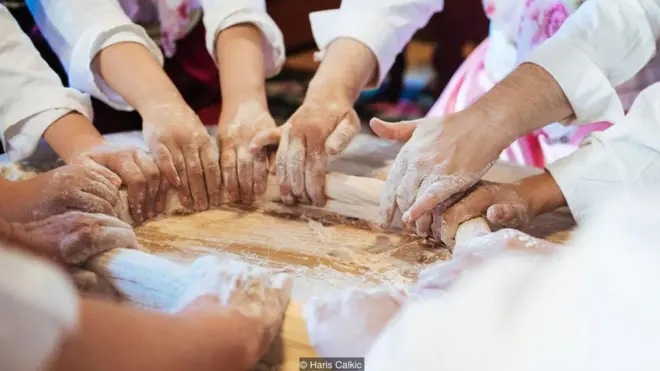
(516, 172, 567, 217)
(221, 86, 267, 112)
(43, 112, 105, 163)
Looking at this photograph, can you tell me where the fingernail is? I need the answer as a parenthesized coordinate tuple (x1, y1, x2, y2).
(173, 176, 181, 187)
(402, 212, 411, 224)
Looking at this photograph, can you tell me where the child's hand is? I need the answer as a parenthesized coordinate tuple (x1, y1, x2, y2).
(429, 172, 565, 248)
(217, 100, 277, 204)
(72, 143, 164, 224)
(0, 164, 122, 223)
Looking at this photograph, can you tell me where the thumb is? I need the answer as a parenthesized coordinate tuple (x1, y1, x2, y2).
(486, 203, 530, 228)
(248, 126, 283, 154)
(369, 118, 419, 142)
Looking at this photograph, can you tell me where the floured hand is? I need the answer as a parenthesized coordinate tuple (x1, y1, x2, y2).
(172, 257, 292, 365)
(142, 106, 221, 211)
(11, 211, 140, 265)
(411, 229, 561, 297)
(371, 111, 510, 233)
(72, 142, 164, 224)
(304, 288, 406, 357)
(252, 99, 360, 206)
(217, 100, 276, 204)
(0, 165, 122, 223)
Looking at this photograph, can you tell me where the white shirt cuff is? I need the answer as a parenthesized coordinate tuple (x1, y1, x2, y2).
(2, 89, 93, 162)
(203, 3, 285, 78)
(526, 35, 625, 124)
(69, 23, 163, 111)
(310, 9, 398, 88)
(0, 247, 78, 371)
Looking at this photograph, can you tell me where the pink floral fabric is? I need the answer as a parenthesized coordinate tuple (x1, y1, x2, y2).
(121, 0, 198, 57)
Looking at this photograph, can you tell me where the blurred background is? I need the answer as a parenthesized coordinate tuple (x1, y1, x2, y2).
(2, 0, 488, 153)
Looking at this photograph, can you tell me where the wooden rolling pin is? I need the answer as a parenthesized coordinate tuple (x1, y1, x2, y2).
(84, 172, 491, 369)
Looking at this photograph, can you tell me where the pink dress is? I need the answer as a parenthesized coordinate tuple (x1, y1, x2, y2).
(427, 0, 657, 168)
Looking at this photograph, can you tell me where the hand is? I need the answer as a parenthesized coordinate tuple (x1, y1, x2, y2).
(142, 106, 221, 211)
(11, 211, 140, 265)
(0, 165, 122, 223)
(428, 180, 536, 247)
(411, 229, 561, 297)
(371, 109, 511, 232)
(172, 257, 292, 366)
(217, 100, 276, 204)
(304, 288, 406, 357)
(72, 143, 164, 224)
(253, 99, 360, 206)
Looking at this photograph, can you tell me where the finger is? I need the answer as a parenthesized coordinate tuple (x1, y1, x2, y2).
(220, 145, 240, 203)
(379, 154, 407, 229)
(325, 112, 360, 156)
(70, 192, 117, 218)
(415, 212, 433, 238)
(438, 191, 492, 247)
(115, 154, 148, 224)
(403, 176, 468, 224)
(249, 127, 281, 154)
(276, 125, 294, 204)
(237, 147, 255, 204)
(305, 128, 327, 206)
(286, 134, 306, 199)
(200, 139, 221, 207)
(79, 168, 121, 208)
(253, 150, 269, 197)
(153, 142, 181, 187)
(395, 171, 423, 217)
(77, 158, 122, 188)
(183, 142, 208, 211)
(135, 151, 160, 219)
(486, 203, 529, 228)
(170, 146, 192, 208)
(154, 174, 170, 215)
(369, 117, 419, 142)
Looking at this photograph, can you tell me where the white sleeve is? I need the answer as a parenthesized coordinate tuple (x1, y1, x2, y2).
(526, 0, 660, 124)
(0, 5, 93, 161)
(366, 192, 660, 371)
(546, 82, 660, 223)
(26, 0, 163, 111)
(309, 0, 445, 87)
(200, 0, 285, 78)
(0, 247, 79, 371)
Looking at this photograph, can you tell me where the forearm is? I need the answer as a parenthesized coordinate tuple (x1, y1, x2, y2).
(472, 63, 575, 140)
(516, 171, 567, 217)
(92, 43, 190, 120)
(306, 38, 378, 103)
(216, 24, 267, 110)
(47, 299, 256, 371)
(43, 112, 105, 163)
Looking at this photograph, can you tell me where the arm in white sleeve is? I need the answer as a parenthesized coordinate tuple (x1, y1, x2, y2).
(526, 0, 660, 124)
(0, 246, 79, 371)
(26, 0, 163, 111)
(0, 5, 92, 161)
(200, 0, 284, 78)
(546, 82, 660, 223)
(310, 0, 445, 87)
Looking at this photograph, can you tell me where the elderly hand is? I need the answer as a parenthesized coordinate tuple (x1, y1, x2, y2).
(252, 97, 360, 206)
(411, 229, 561, 297)
(142, 106, 221, 211)
(173, 257, 292, 365)
(304, 288, 406, 357)
(72, 143, 165, 224)
(9, 211, 139, 265)
(217, 100, 276, 204)
(0, 165, 122, 223)
(371, 110, 512, 233)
